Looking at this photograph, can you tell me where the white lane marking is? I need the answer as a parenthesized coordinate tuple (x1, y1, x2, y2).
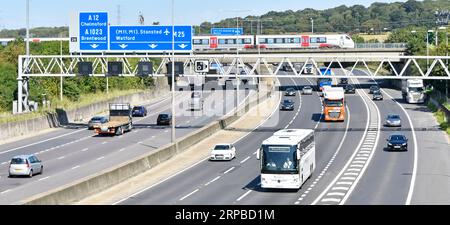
(72, 165, 81, 170)
(321, 198, 341, 203)
(240, 156, 251, 164)
(151, 136, 156, 138)
(337, 182, 353, 185)
(179, 189, 199, 201)
(344, 172, 359, 176)
(1, 162, 7, 165)
(119, 148, 126, 152)
(97, 156, 105, 160)
(236, 190, 252, 202)
(341, 177, 356, 181)
(347, 168, 361, 172)
(102, 142, 107, 144)
(0, 129, 86, 155)
(340, 77, 382, 205)
(223, 167, 235, 174)
(81, 148, 88, 152)
(332, 187, 349, 191)
(118, 136, 123, 139)
(38, 176, 50, 181)
(164, 130, 169, 133)
(327, 192, 345, 197)
(380, 88, 418, 205)
(204, 176, 221, 186)
(313, 78, 372, 205)
(57, 156, 65, 160)
(1, 189, 11, 194)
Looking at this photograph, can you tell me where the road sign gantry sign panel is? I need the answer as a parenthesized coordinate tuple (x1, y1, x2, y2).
(211, 28, 243, 35)
(110, 26, 192, 52)
(79, 12, 108, 51)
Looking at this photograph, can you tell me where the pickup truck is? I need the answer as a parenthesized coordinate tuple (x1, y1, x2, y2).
(94, 103, 133, 135)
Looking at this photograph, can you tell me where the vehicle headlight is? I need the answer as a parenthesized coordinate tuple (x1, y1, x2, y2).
(402, 143, 407, 146)
(388, 143, 393, 146)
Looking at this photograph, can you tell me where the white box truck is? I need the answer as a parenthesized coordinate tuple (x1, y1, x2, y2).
(402, 79, 425, 103)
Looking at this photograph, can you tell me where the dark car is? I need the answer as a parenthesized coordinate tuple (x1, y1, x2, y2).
(88, 116, 109, 130)
(372, 90, 383, 100)
(157, 113, 172, 126)
(369, 85, 380, 94)
(340, 78, 348, 84)
(344, 84, 356, 94)
(386, 134, 408, 151)
(285, 88, 296, 96)
(132, 106, 147, 117)
(280, 99, 295, 111)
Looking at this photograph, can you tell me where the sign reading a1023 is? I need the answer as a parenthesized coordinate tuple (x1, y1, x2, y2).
(79, 12, 108, 51)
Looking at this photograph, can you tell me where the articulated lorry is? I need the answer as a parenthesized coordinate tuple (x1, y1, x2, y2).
(402, 79, 425, 103)
(94, 103, 133, 135)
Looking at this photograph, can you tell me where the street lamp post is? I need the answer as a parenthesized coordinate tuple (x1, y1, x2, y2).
(171, 0, 176, 144)
(310, 18, 314, 33)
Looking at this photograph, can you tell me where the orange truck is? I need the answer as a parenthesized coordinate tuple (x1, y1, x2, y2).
(94, 103, 133, 135)
(323, 87, 345, 122)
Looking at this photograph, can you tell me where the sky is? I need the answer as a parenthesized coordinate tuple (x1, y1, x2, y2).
(0, 0, 406, 29)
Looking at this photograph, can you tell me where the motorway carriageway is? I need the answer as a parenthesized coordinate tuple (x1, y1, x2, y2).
(118, 69, 423, 205)
(0, 77, 253, 204)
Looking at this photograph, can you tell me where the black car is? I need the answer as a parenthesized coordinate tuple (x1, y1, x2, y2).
(369, 85, 380, 94)
(340, 78, 348, 84)
(386, 134, 408, 151)
(280, 99, 295, 111)
(132, 106, 147, 117)
(344, 84, 356, 94)
(285, 88, 296, 96)
(157, 114, 172, 126)
(372, 90, 383, 100)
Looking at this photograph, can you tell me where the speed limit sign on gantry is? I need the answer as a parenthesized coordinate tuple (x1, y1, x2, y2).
(194, 60, 209, 73)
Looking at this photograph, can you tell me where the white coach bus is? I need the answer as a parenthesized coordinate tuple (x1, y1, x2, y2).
(256, 129, 315, 189)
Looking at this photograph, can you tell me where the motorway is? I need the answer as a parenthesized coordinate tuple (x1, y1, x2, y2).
(0, 77, 254, 204)
(117, 69, 449, 205)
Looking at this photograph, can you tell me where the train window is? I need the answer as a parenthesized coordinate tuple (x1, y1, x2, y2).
(219, 39, 226, 45)
(237, 39, 243, 44)
(318, 37, 327, 43)
(294, 38, 300, 43)
(226, 39, 236, 44)
(193, 39, 202, 45)
(259, 38, 266, 44)
(202, 39, 209, 45)
(267, 39, 274, 44)
(244, 38, 252, 44)
(310, 38, 317, 43)
(275, 38, 284, 44)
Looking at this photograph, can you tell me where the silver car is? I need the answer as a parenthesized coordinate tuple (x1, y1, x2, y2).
(9, 155, 43, 178)
(385, 114, 401, 127)
(88, 116, 109, 130)
(302, 86, 313, 95)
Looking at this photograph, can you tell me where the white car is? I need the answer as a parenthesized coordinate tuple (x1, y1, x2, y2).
(210, 143, 236, 161)
(9, 155, 43, 178)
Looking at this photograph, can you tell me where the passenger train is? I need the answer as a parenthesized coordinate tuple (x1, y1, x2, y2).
(1, 34, 355, 50)
(192, 34, 355, 50)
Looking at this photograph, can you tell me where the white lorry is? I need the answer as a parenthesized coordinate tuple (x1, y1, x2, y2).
(401, 79, 425, 103)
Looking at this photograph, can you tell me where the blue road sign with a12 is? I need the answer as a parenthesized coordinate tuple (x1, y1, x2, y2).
(79, 12, 108, 51)
(110, 26, 192, 51)
(211, 28, 243, 35)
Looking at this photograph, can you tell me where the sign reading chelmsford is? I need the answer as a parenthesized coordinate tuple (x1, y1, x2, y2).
(79, 12, 108, 51)
(71, 12, 192, 53)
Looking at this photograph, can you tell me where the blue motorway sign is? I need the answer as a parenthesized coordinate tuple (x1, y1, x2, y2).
(110, 26, 192, 51)
(79, 12, 108, 51)
(211, 28, 243, 35)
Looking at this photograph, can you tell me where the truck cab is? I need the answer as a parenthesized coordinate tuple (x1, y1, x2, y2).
(94, 103, 133, 135)
(402, 79, 425, 103)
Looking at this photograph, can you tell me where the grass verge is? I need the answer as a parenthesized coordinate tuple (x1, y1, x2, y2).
(427, 102, 450, 136)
